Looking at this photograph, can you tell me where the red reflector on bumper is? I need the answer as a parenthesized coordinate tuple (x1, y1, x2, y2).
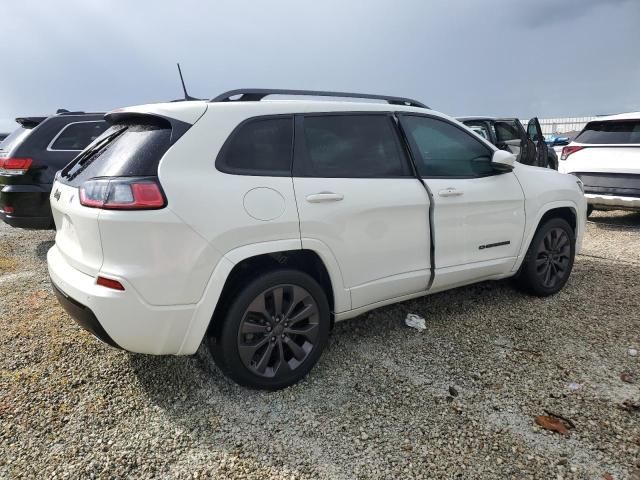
(96, 276, 125, 291)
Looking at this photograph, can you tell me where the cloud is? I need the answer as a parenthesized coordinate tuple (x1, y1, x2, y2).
(0, 0, 639, 132)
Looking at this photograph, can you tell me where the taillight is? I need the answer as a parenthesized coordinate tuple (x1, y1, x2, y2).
(0, 157, 32, 175)
(79, 177, 166, 210)
(561, 146, 584, 161)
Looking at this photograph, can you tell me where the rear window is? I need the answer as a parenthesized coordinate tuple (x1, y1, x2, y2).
(575, 120, 640, 144)
(0, 126, 32, 154)
(60, 118, 172, 186)
(49, 121, 108, 151)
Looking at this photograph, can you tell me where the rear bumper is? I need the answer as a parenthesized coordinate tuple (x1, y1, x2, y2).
(47, 244, 197, 355)
(51, 281, 122, 349)
(0, 182, 53, 229)
(585, 194, 640, 211)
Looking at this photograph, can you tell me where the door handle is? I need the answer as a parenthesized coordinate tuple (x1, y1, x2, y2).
(438, 187, 463, 197)
(305, 192, 344, 203)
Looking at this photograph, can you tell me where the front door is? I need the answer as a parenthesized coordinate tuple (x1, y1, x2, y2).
(527, 117, 549, 168)
(292, 113, 431, 310)
(398, 114, 525, 289)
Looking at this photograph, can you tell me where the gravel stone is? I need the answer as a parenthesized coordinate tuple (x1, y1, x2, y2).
(1, 211, 640, 479)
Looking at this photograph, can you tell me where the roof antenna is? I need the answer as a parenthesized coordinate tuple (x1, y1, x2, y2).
(177, 63, 197, 101)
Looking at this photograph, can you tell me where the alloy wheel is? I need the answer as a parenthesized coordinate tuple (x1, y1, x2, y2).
(237, 284, 320, 379)
(535, 227, 571, 288)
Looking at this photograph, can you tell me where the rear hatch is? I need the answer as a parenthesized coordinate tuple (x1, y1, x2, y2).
(562, 119, 640, 173)
(51, 103, 205, 276)
(0, 117, 46, 158)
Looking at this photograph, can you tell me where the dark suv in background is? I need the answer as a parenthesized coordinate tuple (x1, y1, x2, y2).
(0, 111, 107, 229)
(459, 116, 557, 170)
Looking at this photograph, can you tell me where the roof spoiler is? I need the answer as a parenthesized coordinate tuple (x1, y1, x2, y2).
(15, 117, 47, 128)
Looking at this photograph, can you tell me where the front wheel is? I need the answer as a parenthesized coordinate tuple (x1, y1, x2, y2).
(515, 218, 575, 296)
(210, 269, 330, 390)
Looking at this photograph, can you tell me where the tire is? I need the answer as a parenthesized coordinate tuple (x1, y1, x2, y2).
(586, 205, 594, 217)
(209, 269, 330, 390)
(515, 218, 575, 297)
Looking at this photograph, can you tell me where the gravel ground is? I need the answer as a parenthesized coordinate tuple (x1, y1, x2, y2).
(1, 211, 639, 479)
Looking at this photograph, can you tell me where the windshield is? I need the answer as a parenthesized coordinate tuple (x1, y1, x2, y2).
(576, 120, 640, 144)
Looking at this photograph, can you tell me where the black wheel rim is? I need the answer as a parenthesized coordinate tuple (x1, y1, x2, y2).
(237, 284, 320, 379)
(535, 227, 571, 288)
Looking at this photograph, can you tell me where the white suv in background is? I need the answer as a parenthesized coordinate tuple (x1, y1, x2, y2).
(47, 89, 586, 390)
(559, 112, 640, 216)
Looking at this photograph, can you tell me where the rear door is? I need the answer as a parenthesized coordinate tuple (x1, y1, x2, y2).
(398, 114, 525, 289)
(292, 113, 431, 310)
(527, 117, 549, 168)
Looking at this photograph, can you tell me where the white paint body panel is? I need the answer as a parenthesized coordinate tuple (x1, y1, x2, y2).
(47, 100, 587, 355)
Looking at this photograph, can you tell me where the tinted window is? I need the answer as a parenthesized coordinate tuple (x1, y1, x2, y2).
(494, 121, 521, 142)
(217, 117, 293, 176)
(401, 116, 494, 177)
(300, 115, 409, 178)
(60, 119, 172, 187)
(50, 121, 108, 151)
(526, 119, 540, 141)
(576, 120, 640, 144)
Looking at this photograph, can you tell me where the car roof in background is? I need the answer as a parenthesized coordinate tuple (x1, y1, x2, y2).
(591, 111, 640, 122)
(457, 116, 518, 122)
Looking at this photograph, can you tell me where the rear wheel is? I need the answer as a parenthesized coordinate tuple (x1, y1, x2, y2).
(210, 269, 330, 390)
(516, 218, 575, 296)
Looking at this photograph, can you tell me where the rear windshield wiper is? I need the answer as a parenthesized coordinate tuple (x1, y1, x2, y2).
(62, 126, 127, 181)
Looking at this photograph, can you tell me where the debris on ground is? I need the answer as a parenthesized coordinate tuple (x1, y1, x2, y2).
(448, 385, 459, 397)
(628, 348, 638, 357)
(619, 399, 640, 413)
(620, 371, 635, 384)
(535, 415, 571, 436)
(404, 313, 426, 331)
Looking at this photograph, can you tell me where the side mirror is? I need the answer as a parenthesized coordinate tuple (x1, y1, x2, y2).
(491, 149, 516, 171)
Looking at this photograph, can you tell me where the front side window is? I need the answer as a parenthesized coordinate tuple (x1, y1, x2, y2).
(400, 115, 494, 177)
(576, 120, 640, 144)
(50, 121, 108, 151)
(298, 114, 410, 178)
(217, 117, 293, 176)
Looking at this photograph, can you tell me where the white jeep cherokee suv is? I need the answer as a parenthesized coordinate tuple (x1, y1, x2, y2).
(559, 112, 640, 216)
(47, 89, 586, 390)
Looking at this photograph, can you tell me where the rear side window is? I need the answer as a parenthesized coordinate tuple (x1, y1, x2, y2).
(60, 118, 172, 186)
(576, 120, 640, 144)
(298, 114, 410, 178)
(216, 117, 293, 176)
(49, 121, 108, 151)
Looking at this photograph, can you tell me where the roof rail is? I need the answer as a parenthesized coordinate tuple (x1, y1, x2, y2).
(210, 89, 429, 109)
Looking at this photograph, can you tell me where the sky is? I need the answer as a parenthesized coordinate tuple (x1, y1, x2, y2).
(1, 0, 639, 132)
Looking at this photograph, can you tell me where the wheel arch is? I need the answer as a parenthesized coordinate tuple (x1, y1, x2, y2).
(512, 201, 579, 273)
(177, 242, 349, 355)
